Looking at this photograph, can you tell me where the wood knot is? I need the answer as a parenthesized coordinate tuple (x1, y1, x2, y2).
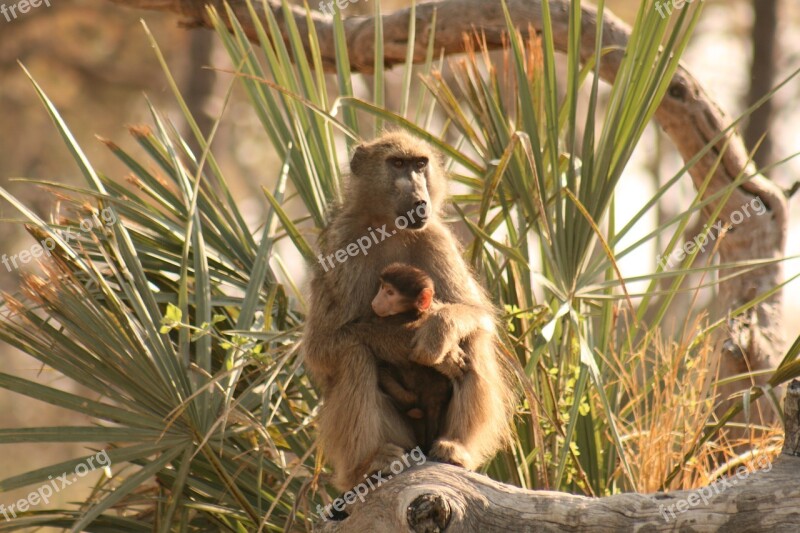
(721, 338, 744, 360)
(407, 493, 451, 533)
(667, 79, 689, 101)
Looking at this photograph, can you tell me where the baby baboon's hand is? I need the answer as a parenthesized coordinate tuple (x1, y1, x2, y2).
(410, 311, 459, 366)
(432, 347, 467, 379)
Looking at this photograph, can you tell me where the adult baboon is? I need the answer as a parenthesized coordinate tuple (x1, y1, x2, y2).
(303, 131, 515, 490)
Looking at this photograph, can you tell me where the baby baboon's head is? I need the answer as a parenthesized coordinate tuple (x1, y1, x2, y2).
(371, 262, 435, 317)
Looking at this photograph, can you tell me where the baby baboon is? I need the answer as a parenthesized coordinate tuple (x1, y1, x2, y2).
(303, 131, 515, 490)
(360, 262, 460, 453)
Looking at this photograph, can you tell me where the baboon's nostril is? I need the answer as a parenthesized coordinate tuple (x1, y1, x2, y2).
(414, 200, 427, 209)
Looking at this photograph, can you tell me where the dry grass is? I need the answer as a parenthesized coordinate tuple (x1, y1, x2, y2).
(601, 314, 782, 493)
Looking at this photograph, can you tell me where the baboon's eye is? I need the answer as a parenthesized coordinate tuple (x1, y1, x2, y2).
(389, 157, 405, 169)
(415, 158, 428, 171)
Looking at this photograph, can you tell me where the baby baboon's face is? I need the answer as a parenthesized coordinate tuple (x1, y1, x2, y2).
(371, 282, 412, 317)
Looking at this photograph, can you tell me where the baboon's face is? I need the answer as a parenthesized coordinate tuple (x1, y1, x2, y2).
(385, 154, 431, 229)
(350, 133, 444, 230)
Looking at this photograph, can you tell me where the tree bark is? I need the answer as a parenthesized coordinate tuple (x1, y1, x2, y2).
(104, 0, 788, 407)
(316, 381, 800, 532)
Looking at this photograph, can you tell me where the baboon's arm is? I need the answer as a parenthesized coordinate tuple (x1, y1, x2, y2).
(410, 303, 491, 367)
(432, 303, 493, 339)
(302, 270, 374, 385)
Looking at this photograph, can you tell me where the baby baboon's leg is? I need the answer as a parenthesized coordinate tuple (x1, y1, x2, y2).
(419, 367, 453, 454)
(377, 365, 418, 407)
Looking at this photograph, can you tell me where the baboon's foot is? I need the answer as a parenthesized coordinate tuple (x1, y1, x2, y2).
(429, 439, 473, 468)
(341, 443, 407, 490)
(363, 443, 407, 477)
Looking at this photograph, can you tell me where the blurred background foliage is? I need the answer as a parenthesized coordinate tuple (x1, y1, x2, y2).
(0, 0, 798, 530)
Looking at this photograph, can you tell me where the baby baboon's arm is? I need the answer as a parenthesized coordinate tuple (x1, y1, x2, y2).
(345, 318, 467, 378)
(377, 366, 417, 406)
(410, 303, 492, 368)
(342, 319, 417, 367)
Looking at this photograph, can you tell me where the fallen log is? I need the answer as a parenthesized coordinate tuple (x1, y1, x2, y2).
(315, 380, 800, 532)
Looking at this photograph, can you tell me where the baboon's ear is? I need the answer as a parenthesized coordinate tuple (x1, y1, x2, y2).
(417, 287, 434, 312)
(350, 144, 370, 176)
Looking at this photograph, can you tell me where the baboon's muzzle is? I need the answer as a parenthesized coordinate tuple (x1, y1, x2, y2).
(406, 200, 428, 229)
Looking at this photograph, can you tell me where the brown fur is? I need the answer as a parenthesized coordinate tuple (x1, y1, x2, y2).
(303, 131, 516, 490)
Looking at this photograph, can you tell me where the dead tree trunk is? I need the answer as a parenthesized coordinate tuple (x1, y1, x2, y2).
(105, 0, 788, 404)
(316, 381, 800, 531)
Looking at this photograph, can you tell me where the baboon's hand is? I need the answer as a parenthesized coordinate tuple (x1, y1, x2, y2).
(410, 311, 459, 367)
(432, 348, 467, 379)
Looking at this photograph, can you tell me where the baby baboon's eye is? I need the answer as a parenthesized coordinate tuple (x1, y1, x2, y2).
(415, 158, 428, 171)
(389, 157, 405, 169)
